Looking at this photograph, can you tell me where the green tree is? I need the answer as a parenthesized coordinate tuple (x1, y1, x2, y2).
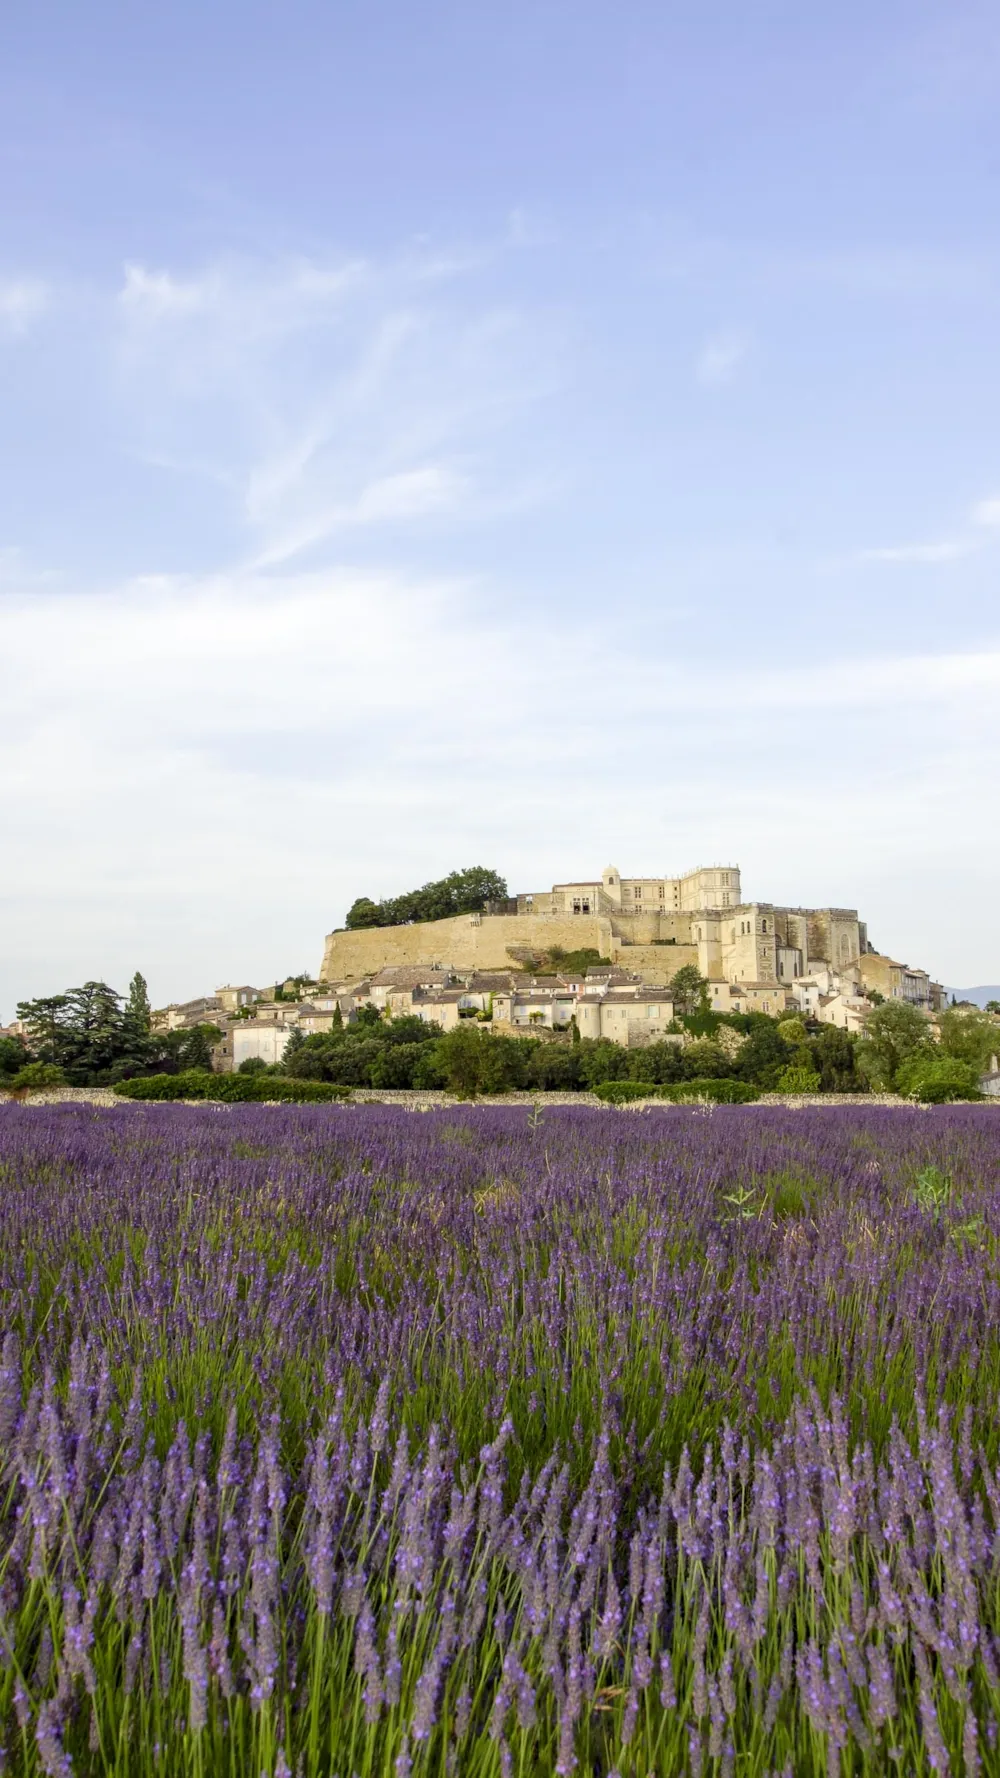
(284, 1034, 337, 1080)
(937, 1007, 998, 1073)
(679, 1039, 734, 1080)
(855, 1001, 932, 1091)
(0, 1036, 28, 1079)
(432, 1025, 487, 1098)
(382, 1014, 438, 1046)
(143, 1023, 221, 1077)
(525, 1045, 584, 1091)
(175, 1025, 218, 1072)
(432, 1026, 530, 1097)
(669, 965, 710, 1017)
(809, 1026, 864, 1093)
(344, 867, 508, 930)
(576, 1039, 630, 1088)
(17, 981, 129, 1084)
(10, 1061, 65, 1092)
(369, 1043, 429, 1088)
(731, 1016, 794, 1088)
(986, 1000, 1000, 1015)
(895, 1053, 982, 1103)
(125, 971, 151, 1035)
(343, 897, 383, 930)
(777, 1062, 822, 1093)
(624, 1041, 687, 1085)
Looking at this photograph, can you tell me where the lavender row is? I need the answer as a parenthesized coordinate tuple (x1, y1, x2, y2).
(2, 1354, 1000, 1774)
(0, 1100, 998, 1772)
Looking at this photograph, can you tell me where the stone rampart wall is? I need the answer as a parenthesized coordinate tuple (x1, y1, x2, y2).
(320, 914, 614, 982)
(611, 943, 699, 984)
(609, 911, 694, 945)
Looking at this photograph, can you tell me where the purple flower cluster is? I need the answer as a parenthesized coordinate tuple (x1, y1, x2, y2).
(0, 1098, 997, 1774)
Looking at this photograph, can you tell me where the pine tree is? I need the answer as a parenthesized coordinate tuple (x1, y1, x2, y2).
(126, 972, 152, 1035)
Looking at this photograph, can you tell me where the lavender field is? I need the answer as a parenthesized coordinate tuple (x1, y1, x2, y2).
(1, 1103, 1000, 1776)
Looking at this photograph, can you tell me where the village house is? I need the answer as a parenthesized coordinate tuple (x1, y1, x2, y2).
(573, 986, 676, 1045)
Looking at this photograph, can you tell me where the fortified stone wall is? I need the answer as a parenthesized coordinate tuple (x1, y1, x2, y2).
(320, 913, 614, 982)
(610, 943, 699, 984)
(609, 911, 694, 945)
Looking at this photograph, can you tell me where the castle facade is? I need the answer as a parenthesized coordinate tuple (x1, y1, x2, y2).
(319, 861, 939, 1015)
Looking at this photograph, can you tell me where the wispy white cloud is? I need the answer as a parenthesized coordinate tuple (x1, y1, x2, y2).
(860, 538, 973, 564)
(0, 278, 48, 334)
(695, 329, 749, 386)
(860, 490, 1000, 563)
(113, 251, 558, 563)
(249, 466, 468, 567)
(119, 258, 363, 327)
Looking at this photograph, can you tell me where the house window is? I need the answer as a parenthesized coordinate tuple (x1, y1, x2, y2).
(582, 899, 590, 913)
(573, 898, 581, 913)
(659, 886, 665, 899)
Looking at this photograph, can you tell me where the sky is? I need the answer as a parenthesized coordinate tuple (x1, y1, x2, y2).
(2, 0, 1000, 1013)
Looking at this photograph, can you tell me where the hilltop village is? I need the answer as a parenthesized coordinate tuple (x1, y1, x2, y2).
(153, 863, 944, 1070)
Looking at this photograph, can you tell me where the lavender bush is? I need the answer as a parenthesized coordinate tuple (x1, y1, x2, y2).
(0, 1100, 999, 1774)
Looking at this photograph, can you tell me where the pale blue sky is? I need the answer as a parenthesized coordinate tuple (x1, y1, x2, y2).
(2, 1, 999, 1008)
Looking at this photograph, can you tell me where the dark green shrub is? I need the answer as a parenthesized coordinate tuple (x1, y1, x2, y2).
(594, 1076, 761, 1106)
(593, 1080, 659, 1104)
(7, 1061, 66, 1092)
(657, 1078, 759, 1104)
(113, 1073, 351, 1103)
(665, 1078, 760, 1104)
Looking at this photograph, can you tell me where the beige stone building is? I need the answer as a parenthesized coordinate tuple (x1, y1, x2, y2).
(518, 863, 740, 919)
(573, 986, 676, 1045)
(691, 904, 868, 989)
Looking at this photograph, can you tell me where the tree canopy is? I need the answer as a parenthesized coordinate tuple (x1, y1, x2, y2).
(15, 978, 219, 1085)
(855, 1000, 932, 1091)
(668, 965, 709, 1015)
(344, 867, 508, 929)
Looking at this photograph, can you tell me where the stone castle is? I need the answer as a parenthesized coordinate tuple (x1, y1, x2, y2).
(153, 861, 939, 1070)
(319, 862, 939, 1013)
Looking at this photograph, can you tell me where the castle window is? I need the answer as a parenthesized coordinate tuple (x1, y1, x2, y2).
(582, 899, 590, 913)
(659, 886, 665, 899)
